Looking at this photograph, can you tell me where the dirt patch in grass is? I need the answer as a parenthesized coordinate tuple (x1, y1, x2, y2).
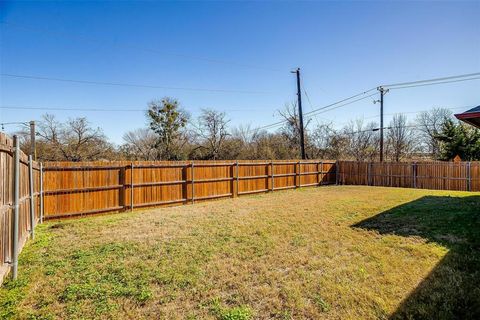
(1, 186, 479, 319)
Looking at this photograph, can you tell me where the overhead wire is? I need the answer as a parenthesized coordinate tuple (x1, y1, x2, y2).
(0, 105, 263, 113)
(251, 72, 479, 133)
(343, 123, 441, 136)
(332, 106, 470, 128)
(385, 76, 480, 90)
(381, 72, 480, 88)
(253, 89, 378, 132)
(1, 21, 284, 72)
(0, 73, 272, 94)
(302, 88, 334, 124)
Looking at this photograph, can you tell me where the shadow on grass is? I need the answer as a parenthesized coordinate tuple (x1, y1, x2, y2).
(352, 195, 480, 320)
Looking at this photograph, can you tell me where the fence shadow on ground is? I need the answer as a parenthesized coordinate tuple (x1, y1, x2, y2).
(352, 195, 480, 320)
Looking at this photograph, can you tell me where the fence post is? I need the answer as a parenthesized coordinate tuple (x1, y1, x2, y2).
(12, 135, 20, 280)
(317, 161, 322, 186)
(467, 161, 471, 192)
(191, 161, 195, 204)
(295, 161, 299, 188)
(335, 161, 339, 185)
(367, 162, 372, 186)
(413, 162, 417, 189)
(231, 162, 236, 198)
(298, 161, 302, 187)
(119, 166, 126, 211)
(236, 160, 239, 197)
(270, 161, 274, 191)
(28, 155, 35, 239)
(39, 163, 44, 223)
(130, 162, 134, 211)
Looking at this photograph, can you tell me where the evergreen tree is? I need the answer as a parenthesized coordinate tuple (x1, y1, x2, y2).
(147, 98, 189, 160)
(435, 119, 480, 160)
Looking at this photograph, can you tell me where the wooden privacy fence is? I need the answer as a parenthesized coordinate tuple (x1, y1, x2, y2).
(4, 142, 480, 285)
(42, 160, 337, 219)
(0, 133, 41, 284)
(337, 161, 480, 191)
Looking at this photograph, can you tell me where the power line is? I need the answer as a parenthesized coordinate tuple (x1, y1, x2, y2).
(386, 76, 480, 90)
(254, 89, 378, 132)
(254, 97, 470, 134)
(305, 92, 378, 117)
(263, 72, 478, 133)
(304, 88, 377, 116)
(333, 106, 471, 128)
(303, 89, 335, 125)
(0, 73, 273, 94)
(1, 21, 283, 73)
(0, 105, 263, 112)
(381, 72, 480, 88)
(1, 106, 143, 112)
(344, 123, 440, 135)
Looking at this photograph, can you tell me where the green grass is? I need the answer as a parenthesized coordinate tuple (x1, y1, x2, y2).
(0, 186, 479, 319)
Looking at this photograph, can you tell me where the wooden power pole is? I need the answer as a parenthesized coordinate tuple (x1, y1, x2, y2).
(377, 87, 388, 162)
(292, 68, 306, 159)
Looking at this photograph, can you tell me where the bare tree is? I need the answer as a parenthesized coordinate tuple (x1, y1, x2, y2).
(309, 121, 336, 159)
(196, 109, 230, 160)
(229, 124, 261, 159)
(253, 131, 293, 159)
(386, 114, 416, 162)
(231, 124, 259, 147)
(121, 128, 158, 160)
(343, 119, 379, 161)
(278, 102, 311, 158)
(35, 114, 114, 161)
(415, 108, 452, 158)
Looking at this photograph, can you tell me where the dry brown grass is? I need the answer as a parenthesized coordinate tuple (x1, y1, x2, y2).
(1, 186, 479, 319)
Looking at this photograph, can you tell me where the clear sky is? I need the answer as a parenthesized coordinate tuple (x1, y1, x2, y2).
(1, 0, 479, 144)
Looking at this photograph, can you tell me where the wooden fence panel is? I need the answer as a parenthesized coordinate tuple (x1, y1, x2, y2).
(471, 162, 480, 192)
(338, 160, 479, 192)
(320, 161, 336, 185)
(42, 160, 337, 218)
(238, 162, 269, 195)
(272, 162, 296, 191)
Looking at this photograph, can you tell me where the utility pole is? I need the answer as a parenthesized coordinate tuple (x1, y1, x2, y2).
(29, 120, 36, 160)
(377, 87, 388, 162)
(292, 68, 306, 159)
(0, 120, 36, 159)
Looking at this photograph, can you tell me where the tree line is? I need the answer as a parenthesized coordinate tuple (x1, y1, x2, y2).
(17, 97, 480, 162)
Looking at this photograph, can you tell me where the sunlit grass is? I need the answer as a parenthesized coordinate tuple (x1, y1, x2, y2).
(1, 186, 478, 319)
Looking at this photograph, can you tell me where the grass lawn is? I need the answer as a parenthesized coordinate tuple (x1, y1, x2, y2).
(1, 186, 479, 319)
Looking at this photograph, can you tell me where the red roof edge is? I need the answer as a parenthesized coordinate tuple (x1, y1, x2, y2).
(454, 111, 480, 120)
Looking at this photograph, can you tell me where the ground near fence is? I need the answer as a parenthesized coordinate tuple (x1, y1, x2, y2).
(1, 186, 479, 319)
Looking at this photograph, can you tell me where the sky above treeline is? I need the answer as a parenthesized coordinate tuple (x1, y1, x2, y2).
(1, 0, 479, 144)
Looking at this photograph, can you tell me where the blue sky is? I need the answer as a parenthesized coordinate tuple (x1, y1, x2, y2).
(1, 0, 479, 144)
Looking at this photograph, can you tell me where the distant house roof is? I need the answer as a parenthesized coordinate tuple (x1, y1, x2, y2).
(455, 105, 480, 128)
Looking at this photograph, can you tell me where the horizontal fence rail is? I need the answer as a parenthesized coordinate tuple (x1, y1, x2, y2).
(337, 161, 480, 192)
(42, 160, 337, 219)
